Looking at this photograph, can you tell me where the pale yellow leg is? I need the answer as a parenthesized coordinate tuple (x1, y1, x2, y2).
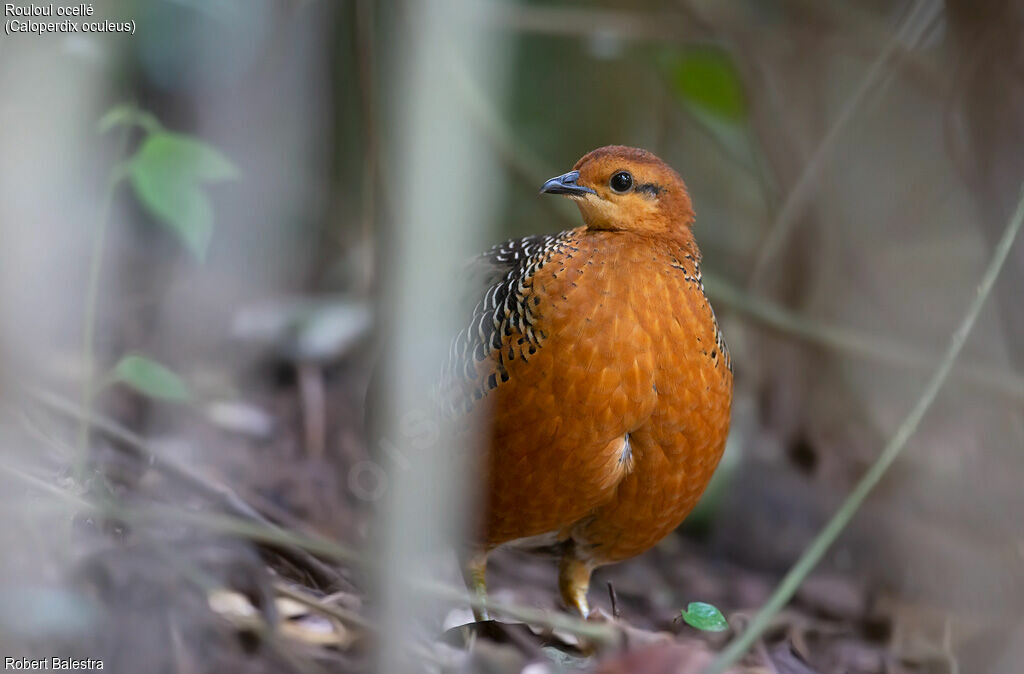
(558, 554, 593, 618)
(462, 550, 490, 621)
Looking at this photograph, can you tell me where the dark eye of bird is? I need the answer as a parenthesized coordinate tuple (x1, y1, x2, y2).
(609, 171, 633, 193)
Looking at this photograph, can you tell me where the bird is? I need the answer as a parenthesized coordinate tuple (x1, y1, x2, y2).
(443, 145, 733, 619)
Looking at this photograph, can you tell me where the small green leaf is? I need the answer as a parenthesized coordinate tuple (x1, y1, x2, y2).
(112, 355, 191, 402)
(98, 104, 138, 133)
(127, 131, 238, 259)
(137, 132, 239, 182)
(680, 602, 728, 632)
(667, 47, 747, 122)
(98, 104, 163, 135)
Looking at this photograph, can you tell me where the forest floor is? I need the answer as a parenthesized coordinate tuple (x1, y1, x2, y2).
(13, 344, 965, 674)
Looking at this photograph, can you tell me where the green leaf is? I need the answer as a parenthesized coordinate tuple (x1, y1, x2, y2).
(98, 104, 138, 133)
(112, 355, 191, 402)
(137, 132, 239, 181)
(667, 47, 747, 122)
(680, 602, 728, 632)
(127, 131, 239, 259)
(97, 104, 162, 135)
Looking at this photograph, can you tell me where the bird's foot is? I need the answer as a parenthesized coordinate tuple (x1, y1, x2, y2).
(461, 549, 491, 622)
(558, 555, 594, 619)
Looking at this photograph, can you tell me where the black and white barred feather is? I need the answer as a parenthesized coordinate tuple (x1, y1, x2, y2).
(440, 230, 579, 415)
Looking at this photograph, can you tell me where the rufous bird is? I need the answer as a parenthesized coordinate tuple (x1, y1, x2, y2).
(443, 146, 733, 618)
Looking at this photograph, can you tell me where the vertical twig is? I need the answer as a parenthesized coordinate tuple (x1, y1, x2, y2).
(607, 581, 620, 620)
(746, 0, 940, 286)
(375, 1, 507, 671)
(298, 363, 326, 460)
(75, 128, 131, 481)
(354, 0, 377, 288)
(708, 186, 1024, 672)
(942, 617, 960, 674)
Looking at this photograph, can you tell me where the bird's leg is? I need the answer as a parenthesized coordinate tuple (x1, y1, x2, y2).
(461, 549, 490, 621)
(558, 554, 593, 618)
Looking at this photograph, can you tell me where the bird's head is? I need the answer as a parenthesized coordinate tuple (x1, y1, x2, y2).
(540, 146, 695, 236)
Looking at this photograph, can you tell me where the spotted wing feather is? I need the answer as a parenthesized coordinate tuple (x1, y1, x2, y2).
(441, 230, 576, 415)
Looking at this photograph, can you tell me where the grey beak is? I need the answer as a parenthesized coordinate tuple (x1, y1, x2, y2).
(539, 170, 597, 197)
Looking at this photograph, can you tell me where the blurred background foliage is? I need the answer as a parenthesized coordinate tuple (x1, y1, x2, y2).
(2, 0, 1024, 672)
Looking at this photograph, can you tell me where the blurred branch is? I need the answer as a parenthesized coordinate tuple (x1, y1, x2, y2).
(704, 273, 1024, 403)
(801, 0, 946, 95)
(273, 581, 374, 632)
(77, 126, 132, 481)
(282, 575, 618, 645)
(416, 579, 619, 645)
(709, 184, 1024, 672)
(355, 0, 378, 287)
(452, 59, 575, 225)
(0, 462, 90, 508)
(746, 0, 942, 286)
(29, 386, 351, 591)
(130, 503, 361, 563)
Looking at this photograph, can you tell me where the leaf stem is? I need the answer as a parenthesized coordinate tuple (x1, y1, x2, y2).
(74, 135, 131, 483)
(707, 186, 1024, 673)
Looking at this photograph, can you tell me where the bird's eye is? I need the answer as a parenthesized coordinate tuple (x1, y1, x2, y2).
(609, 171, 633, 193)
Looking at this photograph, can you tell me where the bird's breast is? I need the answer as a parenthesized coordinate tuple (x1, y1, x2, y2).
(524, 231, 727, 415)
(477, 230, 731, 545)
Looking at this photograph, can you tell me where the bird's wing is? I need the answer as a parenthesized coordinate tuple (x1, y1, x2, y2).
(439, 231, 572, 416)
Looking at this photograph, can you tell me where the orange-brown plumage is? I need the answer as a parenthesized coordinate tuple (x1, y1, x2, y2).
(446, 146, 733, 617)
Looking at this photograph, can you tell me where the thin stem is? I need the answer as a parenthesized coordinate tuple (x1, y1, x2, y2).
(746, 0, 939, 286)
(128, 503, 361, 564)
(30, 385, 349, 590)
(355, 0, 378, 286)
(75, 134, 131, 482)
(416, 578, 619, 644)
(703, 273, 1024, 403)
(134, 110, 163, 135)
(273, 581, 375, 632)
(0, 463, 91, 508)
(708, 186, 1024, 673)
